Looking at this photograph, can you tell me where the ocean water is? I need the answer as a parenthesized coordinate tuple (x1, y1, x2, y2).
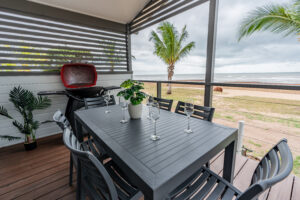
(133, 72, 300, 84)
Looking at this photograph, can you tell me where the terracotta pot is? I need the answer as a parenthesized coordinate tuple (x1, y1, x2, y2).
(24, 141, 37, 151)
(128, 103, 143, 119)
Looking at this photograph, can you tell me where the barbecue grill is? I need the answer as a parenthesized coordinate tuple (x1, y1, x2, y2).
(38, 63, 120, 129)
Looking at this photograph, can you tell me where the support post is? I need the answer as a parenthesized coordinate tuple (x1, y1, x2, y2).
(204, 0, 219, 107)
(237, 120, 245, 154)
(126, 24, 132, 73)
(157, 82, 162, 98)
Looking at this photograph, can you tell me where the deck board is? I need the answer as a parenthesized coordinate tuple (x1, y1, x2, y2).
(291, 176, 300, 200)
(0, 134, 298, 200)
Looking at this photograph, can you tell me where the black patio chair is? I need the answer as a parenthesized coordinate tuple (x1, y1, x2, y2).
(53, 110, 106, 186)
(62, 127, 143, 200)
(175, 101, 215, 122)
(168, 139, 293, 200)
(153, 97, 173, 111)
(84, 95, 116, 109)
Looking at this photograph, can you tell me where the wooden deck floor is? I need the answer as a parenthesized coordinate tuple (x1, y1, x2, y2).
(0, 134, 298, 200)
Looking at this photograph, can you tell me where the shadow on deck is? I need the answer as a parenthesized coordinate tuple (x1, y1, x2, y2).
(0, 135, 298, 200)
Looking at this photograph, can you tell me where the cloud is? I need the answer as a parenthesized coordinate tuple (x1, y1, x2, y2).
(132, 0, 300, 75)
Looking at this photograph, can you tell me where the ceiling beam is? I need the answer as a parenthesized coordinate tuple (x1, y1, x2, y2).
(0, 0, 126, 33)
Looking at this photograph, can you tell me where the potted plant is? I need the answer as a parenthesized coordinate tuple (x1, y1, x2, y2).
(117, 80, 146, 119)
(0, 86, 51, 150)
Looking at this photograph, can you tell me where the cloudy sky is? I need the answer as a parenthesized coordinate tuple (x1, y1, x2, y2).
(131, 0, 299, 76)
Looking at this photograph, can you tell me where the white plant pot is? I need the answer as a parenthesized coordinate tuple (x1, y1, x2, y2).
(128, 103, 143, 119)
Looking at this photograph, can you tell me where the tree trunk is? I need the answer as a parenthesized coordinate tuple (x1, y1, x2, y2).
(167, 64, 174, 94)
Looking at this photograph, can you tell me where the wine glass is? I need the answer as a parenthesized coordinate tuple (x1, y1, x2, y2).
(150, 102, 160, 141)
(146, 95, 154, 119)
(184, 102, 194, 134)
(119, 96, 128, 124)
(104, 91, 111, 114)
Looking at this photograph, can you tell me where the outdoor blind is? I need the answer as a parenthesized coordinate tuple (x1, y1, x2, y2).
(130, 0, 208, 34)
(0, 9, 129, 73)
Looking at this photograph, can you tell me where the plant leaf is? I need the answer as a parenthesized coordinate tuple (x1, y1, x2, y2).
(12, 120, 26, 134)
(0, 135, 21, 141)
(0, 106, 12, 119)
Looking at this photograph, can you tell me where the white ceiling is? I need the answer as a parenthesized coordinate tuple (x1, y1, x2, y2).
(28, 0, 150, 24)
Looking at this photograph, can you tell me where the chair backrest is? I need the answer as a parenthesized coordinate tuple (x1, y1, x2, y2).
(175, 101, 215, 122)
(237, 139, 293, 200)
(153, 97, 173, 111)
(84, 95, 116, 109)
(62, 128, 119, 200)
(53, 110, 71, 131)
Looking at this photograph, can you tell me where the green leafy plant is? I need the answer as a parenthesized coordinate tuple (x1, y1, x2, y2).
(117, 80, 147, 105)
(0, 86, 51, 143)
(150, 22, 195, 94)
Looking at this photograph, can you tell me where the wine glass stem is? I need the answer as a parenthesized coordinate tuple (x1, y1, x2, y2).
(122, 108, 125, 121)
(148, 107, 151, 117)
(188, 116, 190, 130)
(154, 120, 157, 136)
(106, 102, 109, 110)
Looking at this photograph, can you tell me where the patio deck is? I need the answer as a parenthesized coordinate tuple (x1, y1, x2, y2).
(0, 134, 298, 200)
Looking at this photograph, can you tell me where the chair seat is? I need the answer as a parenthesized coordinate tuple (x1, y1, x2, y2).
(104, 160, 143, 200)
(169, 167, 241, 200)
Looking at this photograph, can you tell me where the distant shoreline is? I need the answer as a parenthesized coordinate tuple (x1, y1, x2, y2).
(133, 72, 300, 85)
(138, 79, 300, 86)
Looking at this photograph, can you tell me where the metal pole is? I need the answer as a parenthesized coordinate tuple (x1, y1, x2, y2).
(237, 121, 245, 154)
(157, 82, 162, 98)
(204, 0, 219, 107)
(126, 24, 132, 73)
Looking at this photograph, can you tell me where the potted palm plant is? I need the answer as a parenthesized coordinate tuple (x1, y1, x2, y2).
(0, 86, 51, 150)
(117, 80, 146, 119)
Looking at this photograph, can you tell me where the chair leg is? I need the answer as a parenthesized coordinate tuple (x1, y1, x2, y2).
(76, 161, 82, 200)
(205, 161, 210, 168)
(69, 153, 73, 186)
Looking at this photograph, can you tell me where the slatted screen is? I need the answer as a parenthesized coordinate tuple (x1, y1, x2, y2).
(0, 9, 129, 73)
(130, 0, 208, 34)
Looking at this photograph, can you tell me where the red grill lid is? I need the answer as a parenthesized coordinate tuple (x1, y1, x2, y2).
(61, 63, 97, 88)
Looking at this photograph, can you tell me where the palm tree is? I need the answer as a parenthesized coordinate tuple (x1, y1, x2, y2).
(238, 0, 300, 41)
(150, 22, 195, 94)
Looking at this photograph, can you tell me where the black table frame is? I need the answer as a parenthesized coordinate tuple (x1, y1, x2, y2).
(75, 105, 238, 200)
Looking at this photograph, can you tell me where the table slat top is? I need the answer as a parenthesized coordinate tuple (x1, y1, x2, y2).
(75, 105, 237, 190)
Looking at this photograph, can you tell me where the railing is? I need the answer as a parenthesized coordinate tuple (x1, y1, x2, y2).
(137, 80, 300, 175)
(138, 80, 300, 98)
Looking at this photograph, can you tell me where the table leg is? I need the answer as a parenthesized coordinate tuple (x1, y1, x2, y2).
(223, 139, 237, 183)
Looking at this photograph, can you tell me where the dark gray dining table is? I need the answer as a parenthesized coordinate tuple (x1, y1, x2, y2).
(74, 105, 238, 200)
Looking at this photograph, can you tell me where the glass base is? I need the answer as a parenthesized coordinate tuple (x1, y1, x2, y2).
(105, 110, 111, 114)
(147, 115, 151, 120)
(150, 135, 160, 141)
(120, 119, 128, 124)
(184, 129, 193, 134)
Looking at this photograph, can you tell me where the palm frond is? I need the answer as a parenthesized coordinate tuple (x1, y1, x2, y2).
(176, 42, 196, 62)
(177, 25, 188, 48)
(0, 135, 21, 141)
(150, 30, 169, 64)
(31, 120, 40, 130)
(33, 96, 51, 110)
(12, 120, 26, 134)
(0, 106, 12, 119)
(238, 2, 300, 40)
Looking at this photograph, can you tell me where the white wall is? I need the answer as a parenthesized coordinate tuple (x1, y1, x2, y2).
(0, 73, 131, 148)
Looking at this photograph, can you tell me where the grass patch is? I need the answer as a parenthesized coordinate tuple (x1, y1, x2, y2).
(293, 156, 300, 176)
(248, 140, 262, 147)
(220, 96, 300, 116)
